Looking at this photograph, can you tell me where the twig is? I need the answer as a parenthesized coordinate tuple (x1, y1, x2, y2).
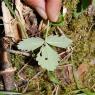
(55, 85, 59, 95)
(91, 84, 95, 91)
(7, 49, 30, 56)
(57, 26, 65, 35)
(22, 71, 43, 93)
(88, 23, 95, 32)
(52, 85, 59, 95)
(59, 51, 66, 56)
(18, 63, 28, 80)
(38, 20, 43, 31)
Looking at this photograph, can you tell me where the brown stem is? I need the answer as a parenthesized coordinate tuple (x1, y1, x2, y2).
(0, 67, 16, 90)
(0, 38, 16, 91)
(0, 0, 24, 91)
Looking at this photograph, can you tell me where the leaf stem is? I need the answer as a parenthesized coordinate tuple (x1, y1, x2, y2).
(45, 20, 50, 40)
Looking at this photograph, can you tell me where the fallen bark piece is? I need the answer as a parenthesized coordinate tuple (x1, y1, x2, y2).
(0, 67, 16, 91)
(2, 1, 20, 42)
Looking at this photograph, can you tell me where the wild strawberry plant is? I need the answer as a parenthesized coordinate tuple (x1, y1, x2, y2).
(18, 35, 72, 71)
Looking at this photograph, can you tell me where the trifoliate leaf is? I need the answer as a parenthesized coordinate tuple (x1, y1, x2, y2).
(36, 44, 60, 71)
(18, 37, 44, 51)
(46, 35, 72, 48)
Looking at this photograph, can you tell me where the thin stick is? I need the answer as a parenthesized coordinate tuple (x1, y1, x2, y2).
(7, 49, 30, 56)
(18, 63, 28, 80)
(57, 26, 64, 35)
(23, 71, 42, 93)
(52, 85, 59, 95)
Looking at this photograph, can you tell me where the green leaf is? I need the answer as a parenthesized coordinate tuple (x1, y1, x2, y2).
(73, 90, 87, 95)
(36, 44, 60, 71)
(4, 0, 16, 17)
(48, 71, 59, 84)
(82, 89, 95, 95)
(73, 89, 95, 95)
(0, 91, 21, 95)
(81, 0, 89, 10)
(18, 37, 44, 51)
(74, 0, 89, 18)
(92, 0, 95, 6)
(46, 35, 72, 48)
(76, 94, 87, 95)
